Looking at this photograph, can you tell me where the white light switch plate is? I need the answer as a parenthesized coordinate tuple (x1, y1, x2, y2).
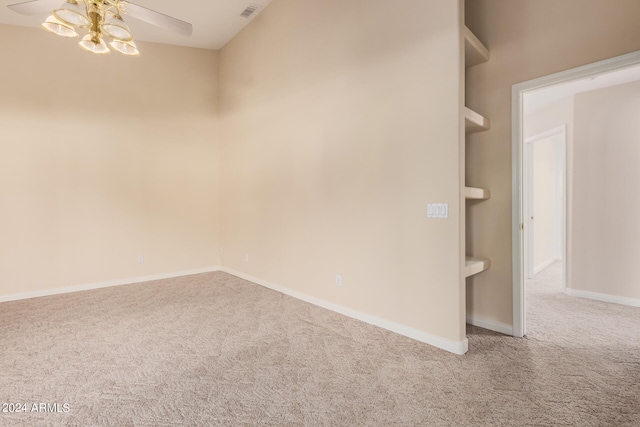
(428, 203, 448, 218)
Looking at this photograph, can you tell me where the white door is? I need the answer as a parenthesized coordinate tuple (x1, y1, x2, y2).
(524, 127, 566, 280)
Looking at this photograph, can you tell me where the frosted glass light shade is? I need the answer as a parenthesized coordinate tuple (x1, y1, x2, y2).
(109, 40, 139, 56)
(41, 15, 78, 37)
(101, 14, 133, 41)
(78, 34, 110, 54)
(53, 1, 90, 28)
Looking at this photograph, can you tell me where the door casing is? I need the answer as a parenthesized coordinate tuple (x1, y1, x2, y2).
(511, 50, 640, 337)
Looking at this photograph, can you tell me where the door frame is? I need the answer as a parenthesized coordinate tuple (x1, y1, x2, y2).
(511, 50, 640, 338)
(523, 126, 566, 284)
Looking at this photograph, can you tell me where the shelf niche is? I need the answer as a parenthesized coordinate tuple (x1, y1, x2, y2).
(464, 26, 489, 68)
(465, 257, 491, 278)
(463, 24, 491, 282)
(464, 107, 490, 133)
(464, 186, 490, 200)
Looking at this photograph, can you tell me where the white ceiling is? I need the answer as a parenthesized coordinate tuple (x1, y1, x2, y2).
(524, 64, 640, 115)
(0, 0, 272, 50)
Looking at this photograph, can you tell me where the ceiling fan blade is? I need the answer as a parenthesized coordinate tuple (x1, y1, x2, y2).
(120, 1, 192, 37)
(7, 0, 60, 15)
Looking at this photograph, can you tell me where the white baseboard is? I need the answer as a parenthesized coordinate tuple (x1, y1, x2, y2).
(0, 266, 222, 304)
(565, 288, 640, 308)
(533, 257, 560, 275)
(466, 316, 514, 336)
(222, 267, 469, 355)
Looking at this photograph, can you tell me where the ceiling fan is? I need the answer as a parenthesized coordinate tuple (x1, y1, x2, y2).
(7, 0, 193, 56)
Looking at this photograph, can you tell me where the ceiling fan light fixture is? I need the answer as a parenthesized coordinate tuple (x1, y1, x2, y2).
(101, 13, 133, 42)
(78, 33, 110, 54)
(41, 14, 78, 38)
(53, 0, 90, 28)
(7, 0, 194, 57)
(109, 39, 139, 56)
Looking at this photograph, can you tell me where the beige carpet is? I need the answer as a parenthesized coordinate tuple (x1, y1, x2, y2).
(1, 266, 639, 426)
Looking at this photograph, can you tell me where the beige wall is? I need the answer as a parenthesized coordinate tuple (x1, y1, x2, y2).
(465, 0, 640, 325)
(0, 25, 220, 297)
(219, 0, 466, 344)
(571, 80, 640, 300)
(524, 98, 574, 141)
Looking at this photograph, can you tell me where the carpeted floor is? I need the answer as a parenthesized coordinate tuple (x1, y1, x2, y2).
(0, 266, 639, 426)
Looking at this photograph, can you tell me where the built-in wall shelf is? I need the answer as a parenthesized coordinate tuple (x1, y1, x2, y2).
(464, 107, 490, 133)
(464, 26, 489, 68)
(464, 186, 490, 200)
(462, 17, 492, 332)
(465, 257, 491, 278)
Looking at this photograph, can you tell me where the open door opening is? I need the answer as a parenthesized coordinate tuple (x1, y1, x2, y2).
(511, 51, 640, 337)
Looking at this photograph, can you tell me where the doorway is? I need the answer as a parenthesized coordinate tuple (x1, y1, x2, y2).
(511, 51, 640, 337)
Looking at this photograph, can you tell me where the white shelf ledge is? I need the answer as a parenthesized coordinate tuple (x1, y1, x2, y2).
(464, 187, 490, 200)
(465, 257, 491, 278)
(464, 26, 489, 68)
(464, 107, 490, 133)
